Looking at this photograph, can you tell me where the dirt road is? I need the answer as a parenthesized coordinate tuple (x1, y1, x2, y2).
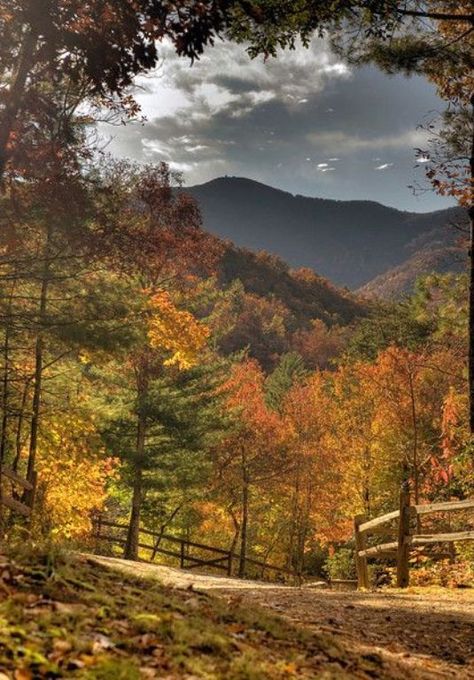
(87, 554, 474, 678)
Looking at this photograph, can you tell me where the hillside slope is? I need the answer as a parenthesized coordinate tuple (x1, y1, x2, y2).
(186, 177, 463, 290)
(358, 246, 466, 299)
(218, 244, 363, 327)
(211, 243, 365, 371)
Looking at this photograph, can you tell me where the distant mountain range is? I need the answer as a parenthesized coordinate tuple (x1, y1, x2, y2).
(186, 176, 467, 298)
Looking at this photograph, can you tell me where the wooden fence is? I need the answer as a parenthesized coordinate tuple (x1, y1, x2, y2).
(354, 484, 474, 588)
(92, 516, 295, 581)
(0, 466, 36, 519)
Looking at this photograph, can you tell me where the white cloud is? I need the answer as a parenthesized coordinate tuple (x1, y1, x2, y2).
(130, 37, 350, 124)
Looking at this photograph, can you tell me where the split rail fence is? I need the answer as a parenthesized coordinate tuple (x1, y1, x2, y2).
(354, 484, 474, 588)
(0, 466, 36, 519)
(92, 516, 295, 581)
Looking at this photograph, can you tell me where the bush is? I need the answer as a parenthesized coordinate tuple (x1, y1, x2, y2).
(324, 548, 356, 581)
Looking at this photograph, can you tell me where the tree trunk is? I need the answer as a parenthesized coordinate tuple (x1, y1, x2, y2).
(407, 367, 421, 532)
(238, 456, 249, 578)
(124, 374, 147, 561)
(468, 94, 474, 434)
(124, 462, 143, 561)
(0, 283, 17, 477)
(0, 26, 37, 182)
(362, 445, 371, 516)
(12, 379, 30, 474)
(25, 230, 52, 488)
(287, 462, 301, 572)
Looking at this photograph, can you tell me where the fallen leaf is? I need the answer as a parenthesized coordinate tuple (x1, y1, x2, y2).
(14, 670, 32, 680)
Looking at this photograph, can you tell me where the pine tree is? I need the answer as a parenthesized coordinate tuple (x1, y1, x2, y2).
(265, 352, 307, 412)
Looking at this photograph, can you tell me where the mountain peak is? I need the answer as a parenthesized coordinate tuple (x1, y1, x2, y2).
(186, 176, 464, 290)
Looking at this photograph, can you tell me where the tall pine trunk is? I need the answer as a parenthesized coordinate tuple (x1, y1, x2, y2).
(0, 283, 15, 471)
(123, 459, 143, 561)
(124, 372, 148, 560)
(25, 228, 52, 488)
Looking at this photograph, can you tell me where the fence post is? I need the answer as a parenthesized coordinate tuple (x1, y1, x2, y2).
(180, 540, 185, 569)
(95, 513, 102, 541)
(354, 514, 369, 589)
(396, 482, 411, 588)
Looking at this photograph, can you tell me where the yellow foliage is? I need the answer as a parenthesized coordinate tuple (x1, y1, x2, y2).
(37, 413, 118, 539)
(147, 290, 210, 369)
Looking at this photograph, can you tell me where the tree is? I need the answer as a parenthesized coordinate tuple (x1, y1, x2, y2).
(35, 411, 117, 539)
(215, 359, 288, 576)
(83, 159, 222, 560)
(281, 373, 348, 574)
(291, 319, 349, 370)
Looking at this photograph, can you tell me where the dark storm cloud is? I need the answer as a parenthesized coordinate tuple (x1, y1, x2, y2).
(99, 39, 454, 211)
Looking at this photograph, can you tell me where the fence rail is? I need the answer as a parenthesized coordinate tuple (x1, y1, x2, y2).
(0, 466, 36, 518)
(354, 486, 474, 588)
(92, 517, 294, 580)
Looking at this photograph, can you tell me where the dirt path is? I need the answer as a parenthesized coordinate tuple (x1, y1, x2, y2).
(86, 555, 474, 678)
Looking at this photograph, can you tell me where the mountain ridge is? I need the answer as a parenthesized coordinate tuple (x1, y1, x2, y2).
(185, 176, 465, 292)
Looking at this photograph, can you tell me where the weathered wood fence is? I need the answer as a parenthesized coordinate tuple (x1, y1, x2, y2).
(92, 516, 294, 581)
(354, 484, 474, 588)
(0, 466, 36, 519)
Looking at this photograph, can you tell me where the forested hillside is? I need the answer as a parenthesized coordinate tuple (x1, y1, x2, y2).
(214, 244, 363, 369)
(358, 245, 466, 299)
(219, 245, 362, 325)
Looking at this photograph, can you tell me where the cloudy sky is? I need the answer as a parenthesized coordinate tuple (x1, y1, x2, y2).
(99, 36, 454, 212)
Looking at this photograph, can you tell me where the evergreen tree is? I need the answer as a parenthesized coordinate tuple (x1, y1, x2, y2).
(265, 352, 307, 412)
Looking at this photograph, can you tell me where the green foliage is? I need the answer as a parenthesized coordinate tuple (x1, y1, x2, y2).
(265, 352, 307, 412)
(411, 273, 468, 342)
(346, 300, 433, 361)
(103, 355, 230, 528)
(324, 548, 356, 582)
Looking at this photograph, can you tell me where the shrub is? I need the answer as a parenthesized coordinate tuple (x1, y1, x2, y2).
(324, 548, 356, 581)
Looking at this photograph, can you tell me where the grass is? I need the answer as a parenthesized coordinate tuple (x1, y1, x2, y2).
(0, 546, 404, 679)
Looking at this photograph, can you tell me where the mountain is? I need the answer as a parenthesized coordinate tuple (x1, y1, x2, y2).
(186, 176, 466, 291)
(357, 219, 468, 298)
